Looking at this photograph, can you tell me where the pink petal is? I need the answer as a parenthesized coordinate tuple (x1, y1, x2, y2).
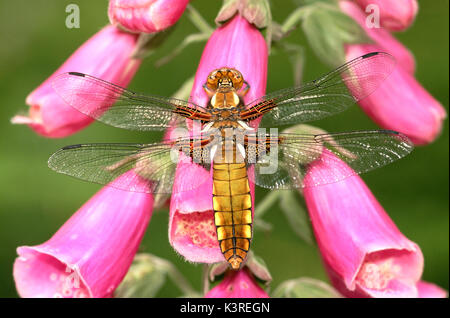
(13, 25, 141, 138)
(108, 0, 189, 34)
(205, 268, 269, 298)
(13, 171, 153, 298)
(339, 0, 416, 74)
(169, 14, 268, 263)
(354, 0, 418, 32)
(303, 149, 424, 298)
(346, 44, 446, 145)
(417, 281, 448, 298)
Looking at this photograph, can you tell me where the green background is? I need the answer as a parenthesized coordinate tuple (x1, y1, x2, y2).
(0, 0, 448, 297)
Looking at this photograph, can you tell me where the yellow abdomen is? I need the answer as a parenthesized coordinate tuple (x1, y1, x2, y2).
(212, 161, 252, 270)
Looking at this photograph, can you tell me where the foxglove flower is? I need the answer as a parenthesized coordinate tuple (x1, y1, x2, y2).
(108, 0, 189, 34)
(169, 14, 268, 264)
(339, 0, 415, 74)
(13, 172, 153, 298)
(345, 44, 446, 145)
(303, 149, 424, 298)
(205, 268, 269, 298)
(417, 281, 448, 298)
(354, 0, 418, 32)
(12, 25, 141, 138)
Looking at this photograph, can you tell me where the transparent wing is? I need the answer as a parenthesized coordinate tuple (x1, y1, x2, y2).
(250, 130, 413, 189)
(240, 52, 396, 127)
(52, 72, 211, 131)
(48, 138, 213, 194)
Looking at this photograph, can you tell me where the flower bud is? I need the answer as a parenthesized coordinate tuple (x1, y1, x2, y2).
(339, 0, 415, 74)
(108, 0, 189, 33)
(354, 0, 418, 32)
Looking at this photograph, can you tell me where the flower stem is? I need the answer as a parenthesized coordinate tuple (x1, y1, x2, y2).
(202, 264, 210, 295)
(281, 5, 311, 34)
(254, 190, 281, 218)
(152, 256, 198, 296)
(186, 4, 214, 35)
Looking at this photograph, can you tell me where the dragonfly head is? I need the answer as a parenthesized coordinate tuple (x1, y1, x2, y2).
(206, 68, 244, 91)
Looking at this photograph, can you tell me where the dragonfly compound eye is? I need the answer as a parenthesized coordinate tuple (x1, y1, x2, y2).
(230, 69, 244, 90)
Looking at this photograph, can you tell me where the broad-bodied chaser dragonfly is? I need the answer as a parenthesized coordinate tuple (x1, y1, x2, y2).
(48, 52, 413, 270)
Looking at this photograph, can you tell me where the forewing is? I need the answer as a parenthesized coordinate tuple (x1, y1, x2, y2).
(48, 139, 212, 194)
(52, 72, 210, 131)
(241, 52, 395, 127)
(250, 130, 413, 189)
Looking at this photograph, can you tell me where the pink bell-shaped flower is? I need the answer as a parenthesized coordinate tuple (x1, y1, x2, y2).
(169, 14, 268, 264)
(205, 268, 269, 298)
(13, 172, 153, 298)
(12, 25, 141, 138)
(303, 149, 424, 297)
(345, 44, 446, 145)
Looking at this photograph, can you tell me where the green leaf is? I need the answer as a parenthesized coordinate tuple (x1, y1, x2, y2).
(279, 190, 314, 244)
(155, 32, 210, 67)
(301, 2, 370, 67)
(115, 254, 168, 298)
(254, 190, 282, 218)
(131, 27, 176, 60)
(115, 253, 199, 298)
(273, 277, 342, 298)
(280, 43, 305, 86)
(281, 6, 312, 34)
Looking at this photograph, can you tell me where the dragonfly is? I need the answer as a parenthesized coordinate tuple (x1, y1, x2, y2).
(48, 52, 414, 270)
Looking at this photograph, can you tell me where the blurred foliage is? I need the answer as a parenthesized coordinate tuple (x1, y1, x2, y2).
(0, 0, 448, 297)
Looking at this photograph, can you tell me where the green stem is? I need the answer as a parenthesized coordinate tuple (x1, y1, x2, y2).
(202, 264, 210, 296)
(281, 6, 311, 34)
(186, 4, 214, 35)
(254, 190, 281, 218)
(171, 75, 195, 100)
(153, 257, 198, 296)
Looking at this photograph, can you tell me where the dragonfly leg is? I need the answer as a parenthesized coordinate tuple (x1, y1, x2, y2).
(238, 81, 250, 98)
(203, 84, 215, 98)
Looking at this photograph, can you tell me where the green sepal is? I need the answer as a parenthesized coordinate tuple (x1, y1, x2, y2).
(279, 190, 314, 244)
(301, 2, 371, 67)
(131, 27, 176, 60)
(245, 251, 272, 286)
(215, 0, 272, 29)
(115, 253, 199, 298)
(272, 277, 342, 298)
(207, 252, 272, 287)
(115, 254, 168, 298)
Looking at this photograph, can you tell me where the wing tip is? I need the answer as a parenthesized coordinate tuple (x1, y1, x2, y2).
(47, 144, 83, 169)
(68, 71, 86, 77)
(361, 51, 394, 61)
(62, 144, 82, 150)
(362, 52, 381, 59)
(380, 129, 414, 151)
